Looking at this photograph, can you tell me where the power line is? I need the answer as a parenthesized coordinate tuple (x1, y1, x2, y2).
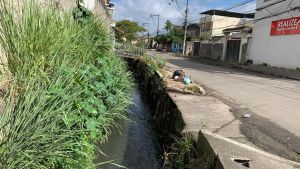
(255, 0, 293, 19)
(171, 0, 183, 10)
(256, 6, 300, 22)
(169, 1, 185, 16)
(183, 0, 189, 55)
(150, 14, 160, 36)
(163, 0, 256, 28)
(257, 0, 289, 11)
(149, 28, 166, 36)
(186, 0, 256, 24)
(225, 0, 255, 11)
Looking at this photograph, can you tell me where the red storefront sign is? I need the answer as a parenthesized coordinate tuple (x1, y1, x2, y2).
(270, 17, 300, 36)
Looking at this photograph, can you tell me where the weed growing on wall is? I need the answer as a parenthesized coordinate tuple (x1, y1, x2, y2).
(163, 134, 197, 169)
(141, 55, 166, 76)
(0, 1, 132, 168)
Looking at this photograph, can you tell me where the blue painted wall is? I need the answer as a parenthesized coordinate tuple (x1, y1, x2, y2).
(171, 42, 183, 53)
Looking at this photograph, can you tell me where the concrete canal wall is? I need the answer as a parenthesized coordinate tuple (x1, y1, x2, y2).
(124, 56, 300, 169)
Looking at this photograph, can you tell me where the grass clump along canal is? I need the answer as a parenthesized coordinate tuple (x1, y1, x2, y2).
(0, 1, 133, 168)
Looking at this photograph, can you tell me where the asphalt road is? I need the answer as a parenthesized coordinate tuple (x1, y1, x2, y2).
(149, 51, 300, 161)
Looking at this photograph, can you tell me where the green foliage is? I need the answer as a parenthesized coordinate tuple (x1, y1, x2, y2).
(0, 1, 132, 168)
(116, 20, 146, 42)
(164, 134, 197, 169)
(155, 34, 173, 44)
(73, 2, 94, 23)
(165, 20, 173, 32)
(155, 20, 191, 45)
(141, 55, 166, 75)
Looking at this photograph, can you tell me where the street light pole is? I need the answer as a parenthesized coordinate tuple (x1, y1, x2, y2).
(143, 23, 150, 48)
(150, 14, 160, 36)
(182, 0, 189, 56)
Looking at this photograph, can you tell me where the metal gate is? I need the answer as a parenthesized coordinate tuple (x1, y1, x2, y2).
(226, 39, 241, 63)
(193, 42, 200, 56)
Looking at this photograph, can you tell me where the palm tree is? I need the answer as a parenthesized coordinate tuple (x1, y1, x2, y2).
(165, 20, 173, 32)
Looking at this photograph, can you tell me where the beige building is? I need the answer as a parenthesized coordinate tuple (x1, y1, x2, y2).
(193, 10, 255, 63)
(199, 10, 254, 38)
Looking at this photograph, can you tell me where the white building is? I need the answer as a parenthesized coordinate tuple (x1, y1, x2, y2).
(83, 0, 115, 25)
(249, 0, 300, 69)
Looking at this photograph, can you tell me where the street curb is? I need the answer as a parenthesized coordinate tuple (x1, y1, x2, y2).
(188, 56, 300, 81)
(196, 130, 300, 168)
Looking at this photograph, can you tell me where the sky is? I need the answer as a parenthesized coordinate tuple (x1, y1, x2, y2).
(110, 0, 256, 36)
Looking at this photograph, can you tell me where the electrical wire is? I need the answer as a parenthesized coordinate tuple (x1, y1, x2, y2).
(150, 0, 297, 37)
(186, 0, 256, 24)
(174, 0, 183, 10)
(169, 0, 185, 16)
(225, 0, 255, 11)
(202, 6, 300, 37)
(255, 0, 293, 19)
(256, 0, 289, 11)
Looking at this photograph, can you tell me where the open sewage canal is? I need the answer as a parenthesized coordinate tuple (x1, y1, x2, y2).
(96, 87, 163, 169)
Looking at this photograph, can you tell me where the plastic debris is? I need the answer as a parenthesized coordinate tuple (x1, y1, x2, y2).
(172, 70, 184, 79)
(242, 113, 252, 118)
(183, 75, 191, 84)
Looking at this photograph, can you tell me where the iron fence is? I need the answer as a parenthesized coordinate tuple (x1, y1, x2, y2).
(115, 42, 146, 58)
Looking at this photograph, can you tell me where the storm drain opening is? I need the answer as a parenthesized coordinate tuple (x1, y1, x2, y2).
(231, 157, 251, 168)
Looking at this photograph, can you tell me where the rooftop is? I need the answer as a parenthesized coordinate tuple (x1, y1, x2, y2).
(200, 9, 255, 19)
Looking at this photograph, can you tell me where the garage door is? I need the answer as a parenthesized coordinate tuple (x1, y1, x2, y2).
(226, 39, 240, 63)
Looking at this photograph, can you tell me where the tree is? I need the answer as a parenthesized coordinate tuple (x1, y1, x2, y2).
(155, 21, 183, 44)
(155, 20, 192, 45)
(165, 20, 173, 32)
(115, 20, 146, 42)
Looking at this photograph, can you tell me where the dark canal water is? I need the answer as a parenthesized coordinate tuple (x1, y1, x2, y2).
(96, 88, 163, 169)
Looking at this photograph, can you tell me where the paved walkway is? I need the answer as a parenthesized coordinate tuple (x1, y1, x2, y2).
(148, 51, 300, 160)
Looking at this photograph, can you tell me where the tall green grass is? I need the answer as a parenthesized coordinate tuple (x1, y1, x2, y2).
(163, 134, 196, 169)
(0, 1, 133, 168)
(141, 55, 166, 76)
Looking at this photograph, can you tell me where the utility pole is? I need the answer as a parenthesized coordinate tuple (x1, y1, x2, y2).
(182, 0, 189, 56)
(143, 23, 150, 48)
(150, 14, 160, 36)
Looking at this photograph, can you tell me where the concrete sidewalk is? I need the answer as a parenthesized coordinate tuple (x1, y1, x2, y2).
(148, 51, 300, 163)
(168, 92, 300, 168)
